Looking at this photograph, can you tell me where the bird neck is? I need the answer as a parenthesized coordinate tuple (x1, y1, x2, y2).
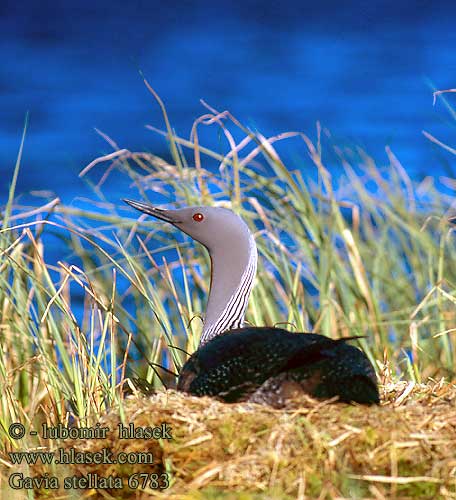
(200, 232, 257, 346)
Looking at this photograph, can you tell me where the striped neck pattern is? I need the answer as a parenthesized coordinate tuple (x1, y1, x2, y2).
(199, 234, 257, 346)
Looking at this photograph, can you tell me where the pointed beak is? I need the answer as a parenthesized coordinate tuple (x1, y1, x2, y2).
(123, 199, 182, 224)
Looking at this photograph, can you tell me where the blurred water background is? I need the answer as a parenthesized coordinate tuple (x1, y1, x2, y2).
(1, 1, 456, 367)
(2, 0, 455, 200)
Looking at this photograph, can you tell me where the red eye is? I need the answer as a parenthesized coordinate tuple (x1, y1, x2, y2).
(192, 213, 204, 222)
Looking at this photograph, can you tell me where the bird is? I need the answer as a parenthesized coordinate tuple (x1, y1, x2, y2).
(124, 199, 379, 407)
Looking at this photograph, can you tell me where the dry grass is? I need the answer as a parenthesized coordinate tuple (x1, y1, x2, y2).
(2, 90, 456, 499)
(3, 379, 454, 500)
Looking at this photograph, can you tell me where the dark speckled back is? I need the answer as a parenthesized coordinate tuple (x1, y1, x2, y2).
(177, 327, 379, 406)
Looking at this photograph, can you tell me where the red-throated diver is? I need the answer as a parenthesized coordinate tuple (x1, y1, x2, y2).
(124, 199, 379, 406)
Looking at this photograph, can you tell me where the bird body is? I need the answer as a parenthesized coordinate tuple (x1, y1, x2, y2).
(177, 327, 379, 406)
(125, 199, 379, 406)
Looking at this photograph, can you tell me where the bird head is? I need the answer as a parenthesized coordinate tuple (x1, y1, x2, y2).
(123, 199, 252, 252)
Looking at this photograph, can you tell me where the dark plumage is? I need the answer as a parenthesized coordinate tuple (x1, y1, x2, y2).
(177, 327, 379, 406)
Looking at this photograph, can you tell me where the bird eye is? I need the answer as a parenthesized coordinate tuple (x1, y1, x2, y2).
(192, 213, 204, 222)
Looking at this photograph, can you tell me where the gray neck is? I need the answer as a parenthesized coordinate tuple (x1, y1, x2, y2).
(200, 232, 257, 346)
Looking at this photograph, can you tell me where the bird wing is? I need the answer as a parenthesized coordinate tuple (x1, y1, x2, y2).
(178, 328, 351, 401)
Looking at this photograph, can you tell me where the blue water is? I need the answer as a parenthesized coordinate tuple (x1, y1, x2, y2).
(1, 1, 455, 382)
(2, 0, 456, 319)
(1, 0, 455, 207)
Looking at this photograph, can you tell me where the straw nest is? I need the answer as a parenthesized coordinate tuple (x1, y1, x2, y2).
(11, 379, 453, 499)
